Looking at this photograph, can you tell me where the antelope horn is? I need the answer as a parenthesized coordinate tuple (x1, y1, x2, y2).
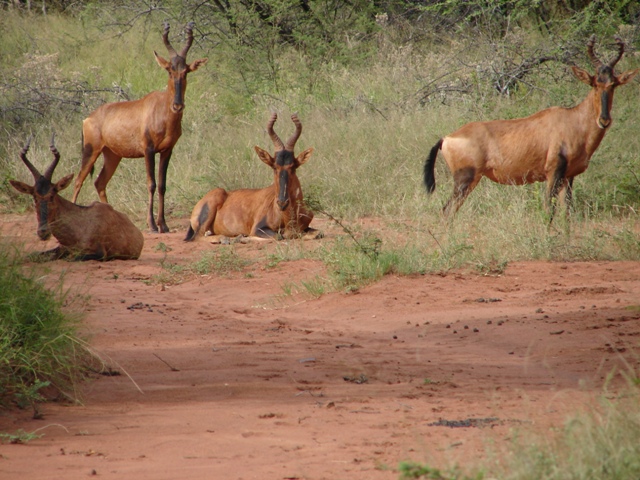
(179, 22, 195, 58)
(586, 34, 602, 69)
(266, 112, 284, 152)
(285, 113, 302, 151)
(44, 132, 60, 180)
(19, 136, 41, 180)
(162, 21, 178, 58)
(607, 35, 625, 69)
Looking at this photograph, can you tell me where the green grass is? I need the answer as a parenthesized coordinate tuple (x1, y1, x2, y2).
(400, 380, 640, 480)
(0, 244, 92, 417)
(152, 247, 252, 285)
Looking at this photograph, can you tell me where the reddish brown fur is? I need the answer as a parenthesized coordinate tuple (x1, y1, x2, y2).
(185, 113, 317, 241)
(71, 22, 207, 233)
(10, 137, 144, 261)
(424, 36, 638, 222)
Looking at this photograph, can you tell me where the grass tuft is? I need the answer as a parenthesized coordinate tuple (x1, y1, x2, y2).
(0, 243, 92, 417)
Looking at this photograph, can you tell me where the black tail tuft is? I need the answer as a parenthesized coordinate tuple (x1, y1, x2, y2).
(424, 138, 443, 194)
(184, 225, 196, 242)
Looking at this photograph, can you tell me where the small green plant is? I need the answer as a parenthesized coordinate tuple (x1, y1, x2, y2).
(398, 462, 484, 480)
(154, 248, 251, 284)
(0, 428, 43, 445)
(300, 276, 327, 298)
(279, 276, 327, 299)
(154, 242, 172, 253)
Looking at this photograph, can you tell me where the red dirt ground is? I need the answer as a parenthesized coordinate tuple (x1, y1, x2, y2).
(1, 213, 640, 480)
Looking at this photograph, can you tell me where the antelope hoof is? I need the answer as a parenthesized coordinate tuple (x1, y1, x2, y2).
(304, 228, 324, 240)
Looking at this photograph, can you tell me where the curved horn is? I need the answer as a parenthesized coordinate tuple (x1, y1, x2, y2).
(586, 34, 602, 69)
(162, 21, 178, 58)
(179, 22, 195, 59)
(43, 132, 60, 180)
(266, 112, 284, 152)
(284, 113, 302, 151)
(19, 136, 41, 180)
(608, 35, 625, 69)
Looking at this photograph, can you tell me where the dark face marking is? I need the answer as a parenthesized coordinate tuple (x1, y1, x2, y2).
(277, 170, 290, 210)
(274, 150, 296, 211)
(594, 66, 617, 129)
(170, 56, 187, 111)
(275, 150, 295, 167)
(33, 176, 54, 240)
(37, 200, 51, 240)
(599, 90, 611, 126)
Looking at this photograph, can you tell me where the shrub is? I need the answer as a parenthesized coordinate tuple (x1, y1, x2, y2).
(0, 245, 91, 417)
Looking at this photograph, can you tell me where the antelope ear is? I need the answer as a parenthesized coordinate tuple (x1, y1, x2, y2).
(9, 180, 34, 195)
(188, 58, 208, 72)
(571, 66, 594, 86)
(55, 174, 74, 192)
(154, 51, 171, 71)
(617, 68, 639, 85)
(254, 146, 274, 167)
(295, 147, 314, 167)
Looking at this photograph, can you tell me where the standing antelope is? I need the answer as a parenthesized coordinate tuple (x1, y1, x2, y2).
(424, 35, 638, 222)
(10, 136, 144, 261)
(184, 113, 318, 241)
(71, 22, 208, 233)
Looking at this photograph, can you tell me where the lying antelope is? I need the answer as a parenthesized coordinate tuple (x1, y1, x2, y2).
(185, 113, 318, 242)
(424, 35, 638, 222)
(10, 136, 144, 261)
(71, 22, 208, 233)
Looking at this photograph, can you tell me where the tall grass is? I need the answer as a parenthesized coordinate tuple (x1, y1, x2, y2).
(0, 245, 92, 416)
(400, 381, 640, 480)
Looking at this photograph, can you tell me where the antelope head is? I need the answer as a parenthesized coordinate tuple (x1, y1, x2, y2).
(254, 113, 314, 211)
(572, 35, 638, 130)
(154, 22, 208, 113)
(10, 135, 74, 240)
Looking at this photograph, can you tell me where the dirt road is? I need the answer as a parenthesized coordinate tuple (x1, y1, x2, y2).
(1, 213, 639, 479)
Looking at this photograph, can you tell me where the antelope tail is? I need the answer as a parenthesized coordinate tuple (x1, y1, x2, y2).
(184, 225, 197, 242)
(424, 138, 443, 194)
(184, 202, 210, 241)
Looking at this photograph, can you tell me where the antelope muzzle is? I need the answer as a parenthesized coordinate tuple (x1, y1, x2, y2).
(277, 170, 290, 210)
(172, 78, 185, 113)
(37, 203, 52, 240)
(597, 90, 612, 129)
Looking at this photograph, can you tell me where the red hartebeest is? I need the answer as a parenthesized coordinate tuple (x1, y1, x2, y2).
(424, 35, 638, 222)
(10, 136, 144, 261)
(71, 22, 208, 233)
(184, 113, 318, 242)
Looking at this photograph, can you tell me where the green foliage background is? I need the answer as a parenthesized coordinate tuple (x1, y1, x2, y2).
(1, 0, 639, 269)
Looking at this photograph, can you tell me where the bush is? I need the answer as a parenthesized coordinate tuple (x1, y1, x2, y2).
(0, 245, 91, 417)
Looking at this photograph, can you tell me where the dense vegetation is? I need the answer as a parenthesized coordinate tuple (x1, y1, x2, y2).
(0, 246, 91, 418)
